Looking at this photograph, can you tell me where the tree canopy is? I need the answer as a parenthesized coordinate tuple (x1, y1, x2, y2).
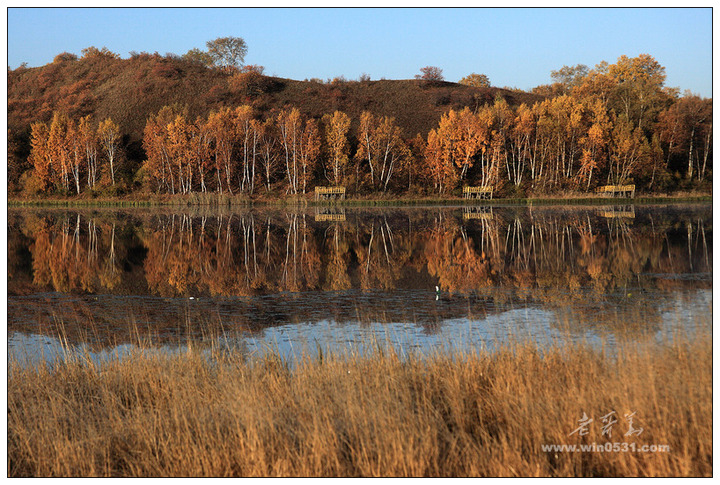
(415, 66, 444, 82)
(206, 36, 248, 70)
(182, 47, 214, 67)
(459, 73, 491, 88)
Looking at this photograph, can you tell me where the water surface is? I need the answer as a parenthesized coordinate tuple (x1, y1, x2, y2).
(7, 203, 712, 364)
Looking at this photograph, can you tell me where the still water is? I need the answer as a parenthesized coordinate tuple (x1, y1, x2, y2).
(7, 203, 712, 365)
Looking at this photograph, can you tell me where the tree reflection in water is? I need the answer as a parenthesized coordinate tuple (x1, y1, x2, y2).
(7, 205, 712, 351)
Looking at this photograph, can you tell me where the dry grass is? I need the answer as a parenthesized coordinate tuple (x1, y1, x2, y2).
(7, 328, 712, 477)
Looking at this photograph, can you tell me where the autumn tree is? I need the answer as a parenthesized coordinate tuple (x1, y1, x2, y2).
(167, 114, 193, 193)
(247, 118, 263, 194)
(298, 118, 321, 194)
(53, 52, 78, 63)
(657, 93, 712, 180)
(415, 66, 444, 82)
(277, 107, 302, 194)
(529, 95, 585, 188)
(356, 112, 407, 191)
(78, 116, 99, 189)
(572, 61, 617, 107)
(229, 68, 269, 97)
(429, 110, 460, 190)
(206, 106, 239, 194)
(48, 112, 72, 192)
(235, 105, 254, 193)
(576, 97, 611, 189)
(425, 128, 457, 194)
(66, 118, 85, 194)
(509, 103, 536, 187)
(189, 116, 213, 193)
(80, 46, 120, 60)
(257, 117, 280, 192)
(206, 36, 248, 70)
(459, 73, 491, 88)
(607, 115, 647, 185)
(454, 107, 485, 180)
(143, 105, 186, 193)
(274, 109, 323, 194)
(98, 118, 121, 185)
(322, 110, 351, 186)
(373, 116, 407, 192)
(405, 134, 428, 191)
(182, 47, 214, 67)
(551, 95, 585, 182)
(638, 134, 665, 190)
(550, 64, 588, 94)
(356, 111, 378, 188)
(28, 121, 53, 192)
(606, 54, 671, 131)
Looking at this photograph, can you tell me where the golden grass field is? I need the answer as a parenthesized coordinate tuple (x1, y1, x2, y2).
(7, 325, 712, 477)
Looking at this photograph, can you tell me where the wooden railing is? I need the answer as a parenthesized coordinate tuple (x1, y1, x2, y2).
(315, 186, 346, 200)
(463, 186, 494, 199)
(595, 184, 636, 198)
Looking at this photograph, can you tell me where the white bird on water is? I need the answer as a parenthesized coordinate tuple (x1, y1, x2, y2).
(435, 286, 452, 301)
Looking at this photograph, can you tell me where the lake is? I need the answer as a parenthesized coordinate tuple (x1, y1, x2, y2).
(7, 203, 712, 365)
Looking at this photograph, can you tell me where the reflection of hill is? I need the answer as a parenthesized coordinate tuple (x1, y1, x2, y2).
(6, 289, 510, 344)
(11, 286, 709, 349)
(7, 204, 712, 347)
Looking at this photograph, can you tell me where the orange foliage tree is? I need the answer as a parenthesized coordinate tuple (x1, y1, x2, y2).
(322, 110, 351, 186)
(277, 107, 302, 194)
(298, 118, 321, 194)
(206, 106, 239, 194)
(28, 121, 54, 193)
(97, 118, 121, 185)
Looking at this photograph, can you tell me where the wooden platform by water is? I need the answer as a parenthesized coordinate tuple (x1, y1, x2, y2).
(463, 186, 494, 199)
(595, 184, 635, 198)
(315, 186, 346, 200)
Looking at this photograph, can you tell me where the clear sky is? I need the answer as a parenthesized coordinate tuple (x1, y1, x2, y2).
(6, 7, 713, 97)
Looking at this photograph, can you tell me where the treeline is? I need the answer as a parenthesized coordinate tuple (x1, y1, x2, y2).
(140, 104, 411, 196)
(12, 54, 712, 198)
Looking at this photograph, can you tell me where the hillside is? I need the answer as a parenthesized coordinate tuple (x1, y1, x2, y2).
(10, 51, 709, 199)
(8, 52, 543, 164)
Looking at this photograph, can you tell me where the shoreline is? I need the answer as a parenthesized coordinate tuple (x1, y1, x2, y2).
(7, 193, 712, 208)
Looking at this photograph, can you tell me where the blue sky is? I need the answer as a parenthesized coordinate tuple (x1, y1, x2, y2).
(6, 7, 713, 97)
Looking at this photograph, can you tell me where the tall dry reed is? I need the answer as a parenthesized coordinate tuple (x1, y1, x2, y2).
(7, 329, 711, 477)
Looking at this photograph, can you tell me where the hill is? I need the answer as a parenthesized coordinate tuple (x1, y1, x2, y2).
(8, 52, 543, 166)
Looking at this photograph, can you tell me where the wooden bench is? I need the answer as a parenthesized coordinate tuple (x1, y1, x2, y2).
(315, 213, 346, 222)
(462, 206, 494, 220)
(463, 186, 494, 199)
(315, 186, 346, 200)
(598, 205, 635, 219)
(595, 184, 635, 198)
(315, 207, 346, 222)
